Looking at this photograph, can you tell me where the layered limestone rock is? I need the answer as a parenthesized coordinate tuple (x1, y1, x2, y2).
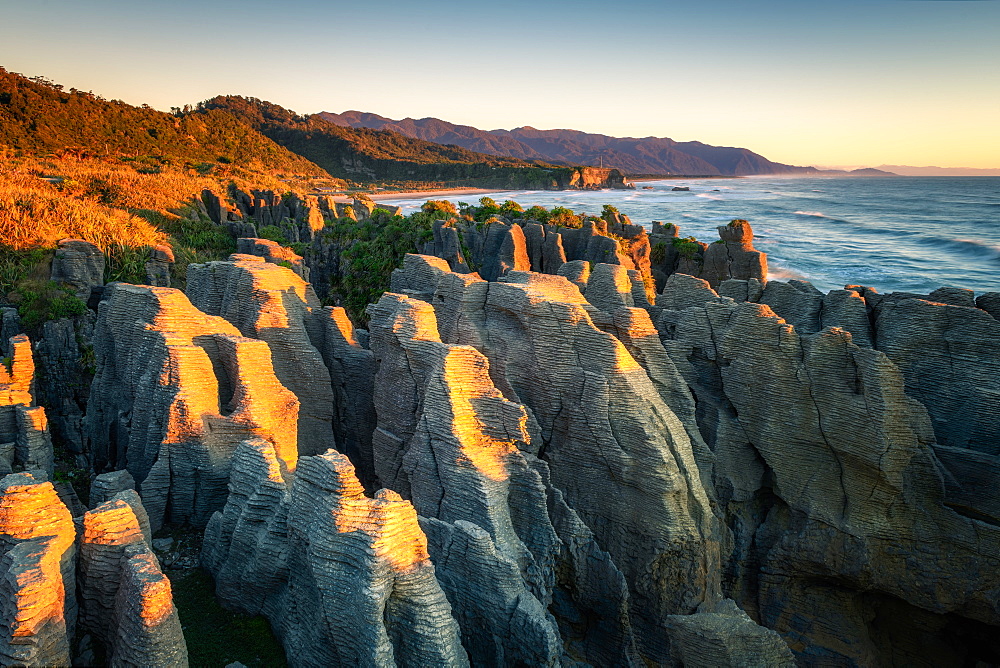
(873, 295, 1000, 453)
(0, 472, 76, 667)
(78, 496, 186, 666)
(89, 470, 137, 508)
(656, 296, 1000, 664)
(1, 336, 55, 478)
(699, 220, 767, 288)
(51, 238, 104, 299)
(384, 257, 725, 663)
(317, 307, 377, 487)
(33, 318, 92, 455)
(84, 283, 298, 530)
(187, 255, 335, 455)
(235, 238, 308, 279)
(649, 220, 766, 291)
(0, 334, 34, 410)
(665, 599, 794, 667)
(0, 309, 20, 353)
(202, 438, 468, 666)
(203, 186, 328, 245)
(367, 294, 564, 665)
(145, 244, 175, 288)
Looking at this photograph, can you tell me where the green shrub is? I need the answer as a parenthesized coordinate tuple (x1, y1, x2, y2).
(257, 225, 289, 245)
(671, 236, 702, 260)
(522, 206, 550, 223)
(14, 281, 88, 331)
(421, 200, 457, 217)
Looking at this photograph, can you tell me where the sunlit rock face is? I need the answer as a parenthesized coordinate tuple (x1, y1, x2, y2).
(699, 220, 767, 288)
(367, 293, 640, 665)
(0, 472, 76, 667)
(383, 256, 729, 663)
(78, 495, 187, 667)
(202, 439, 468, 667)
(656, 290, 1000, 664)
(186, 254, 336, 456)
(0, 335, 55, 479)
(235, 238, 309, 279)
(84, 283, 298, 530)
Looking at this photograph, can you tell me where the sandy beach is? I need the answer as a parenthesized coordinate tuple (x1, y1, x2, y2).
(319, 188, 508, 203)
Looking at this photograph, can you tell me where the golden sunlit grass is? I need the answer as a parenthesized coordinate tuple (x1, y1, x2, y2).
(0, 167, 166, 251)
(0, 151, 326, 251)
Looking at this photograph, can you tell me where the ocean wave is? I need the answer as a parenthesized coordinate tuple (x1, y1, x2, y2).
(794, 211, 827, 218)
(931, 237, 1000, 261)
(695, 193, 724, 200)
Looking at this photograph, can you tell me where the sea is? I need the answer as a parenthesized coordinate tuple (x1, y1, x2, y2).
(385, 176, 1000, 296)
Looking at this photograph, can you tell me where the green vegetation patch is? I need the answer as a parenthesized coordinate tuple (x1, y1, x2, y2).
(0, 246, 51, 300)
(325, 210, 434, 324)
(168, 568, 287, 668)
(672, 235, 703, 260)
(104, 243, 151, 284)
(10, 280, 87, 331)
(650, 241, 667, 264)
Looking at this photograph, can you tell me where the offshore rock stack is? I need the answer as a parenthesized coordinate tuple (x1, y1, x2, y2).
(2, 208, 999, 666)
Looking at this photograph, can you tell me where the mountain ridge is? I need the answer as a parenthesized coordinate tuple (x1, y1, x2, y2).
(319, 109, 820, 177)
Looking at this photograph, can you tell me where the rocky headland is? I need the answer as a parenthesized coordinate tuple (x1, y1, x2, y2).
(1, 192, 998, 667)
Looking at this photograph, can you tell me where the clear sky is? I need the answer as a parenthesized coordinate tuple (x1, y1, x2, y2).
(2, 0, 998, 168)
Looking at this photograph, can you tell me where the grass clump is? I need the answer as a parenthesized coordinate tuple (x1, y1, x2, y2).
(650, 241, 667, 264)
(159, 215, 237, 290)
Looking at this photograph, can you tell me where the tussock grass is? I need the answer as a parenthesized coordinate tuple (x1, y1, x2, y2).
(0, 153, 321, 252)
(0, 166, 166, 250)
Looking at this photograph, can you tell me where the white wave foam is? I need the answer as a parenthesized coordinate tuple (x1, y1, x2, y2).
(794, 211, 827, 218)
(695, 193, 723, 200)
(765, 265, 812, 281)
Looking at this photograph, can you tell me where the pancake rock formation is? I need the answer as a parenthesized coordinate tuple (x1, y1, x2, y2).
(202, 439, 468, 667)
(382, 255, 792, 665)
(186, 254, 335, 456)
(1, 335, 55, 479)
(83, 283, 299, 530)
(653, 275, 1000, 665)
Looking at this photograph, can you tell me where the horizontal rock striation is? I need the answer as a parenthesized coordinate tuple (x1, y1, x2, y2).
(316, 306, 377, 488)
(78, 495, 186, 666)
(1, 336, 55, 479)
(0, 472, 76, 667)
(51, 238, 104, 300)
(202, 438, 468, 666)
(384, 256, 736, 663)
(83, 283, 298, 530)
(655, 286, 1000, 664)
(235, 238, 308, 279)
(186, 255, 335, 456)
(367, 294, 574, 665)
